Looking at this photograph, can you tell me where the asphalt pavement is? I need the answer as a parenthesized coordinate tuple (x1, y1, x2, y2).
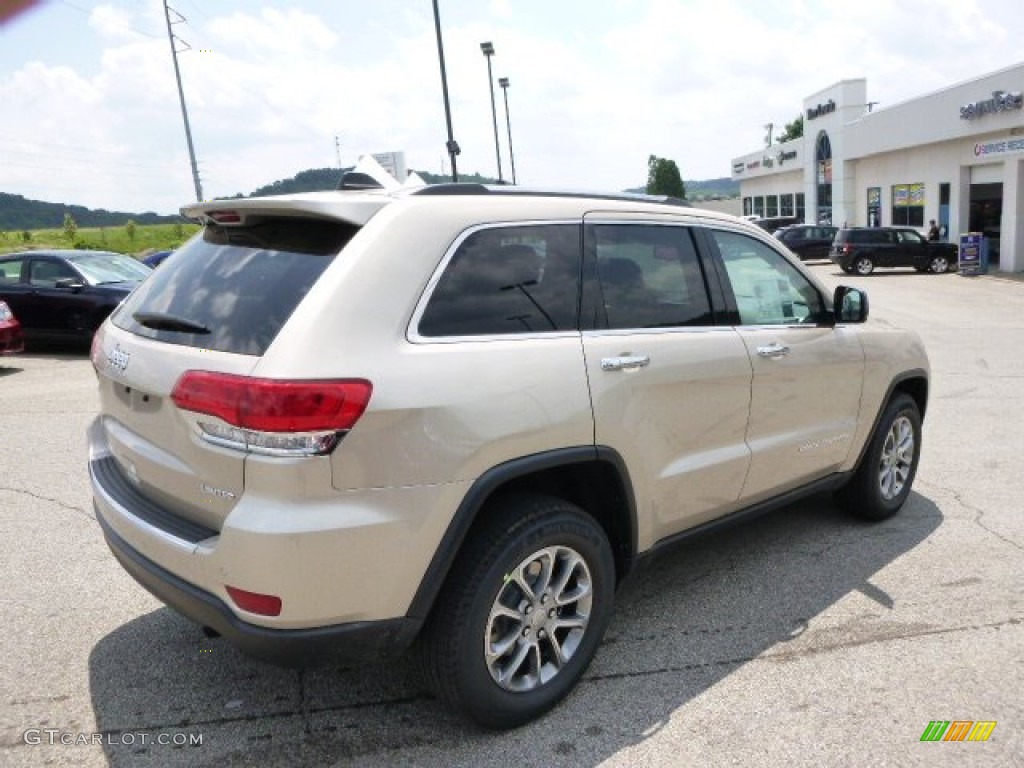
(1, 262, 1021, 767)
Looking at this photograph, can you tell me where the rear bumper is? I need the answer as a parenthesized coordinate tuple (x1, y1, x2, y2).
(97, 511, 420, 665)
(0, 325, 23, 355)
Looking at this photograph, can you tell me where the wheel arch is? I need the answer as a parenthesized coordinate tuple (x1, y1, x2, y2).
(404, 446, 638, 622)
(849, 370, 928, 472)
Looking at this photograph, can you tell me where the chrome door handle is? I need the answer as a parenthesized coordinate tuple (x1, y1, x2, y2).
(756, 342, 790, 359)
(601, 355, 650, 371)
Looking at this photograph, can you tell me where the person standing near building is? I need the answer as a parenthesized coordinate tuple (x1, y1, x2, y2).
(927, 220, 941, 241)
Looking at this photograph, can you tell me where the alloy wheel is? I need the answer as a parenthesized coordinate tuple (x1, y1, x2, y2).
(484, 545, 593, 692)
(878, 415, 915, 500)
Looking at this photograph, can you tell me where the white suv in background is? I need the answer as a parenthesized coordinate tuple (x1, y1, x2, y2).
(89, 184, 929, 728)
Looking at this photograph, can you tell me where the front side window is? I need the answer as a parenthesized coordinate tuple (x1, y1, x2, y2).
(418, 224, 581, 337)
(589, 224, 712, 330)
(711, 230, 826, 326)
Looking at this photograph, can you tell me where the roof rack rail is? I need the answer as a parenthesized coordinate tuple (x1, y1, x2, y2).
(410, 184, 690, 207)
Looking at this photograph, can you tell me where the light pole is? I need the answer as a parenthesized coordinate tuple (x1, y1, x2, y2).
(480, 41, 503, 183)
(498, 77, 516, 185)
(432, 0, 459, 182)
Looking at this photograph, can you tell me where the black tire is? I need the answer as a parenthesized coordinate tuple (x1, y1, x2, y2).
(853, 256, 875, 275)
(835, 393, 921, 520)
(928, 255, 950, 274)
(417, 494, 615, 729)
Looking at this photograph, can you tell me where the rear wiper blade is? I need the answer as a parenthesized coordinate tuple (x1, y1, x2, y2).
(133, 311, 211, 334)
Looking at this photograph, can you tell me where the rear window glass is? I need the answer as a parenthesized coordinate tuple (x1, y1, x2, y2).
(112, 217, 356, 355)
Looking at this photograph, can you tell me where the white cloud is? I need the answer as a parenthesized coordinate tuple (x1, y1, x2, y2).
(205, 8, 337, 56)
(1, 0, 1022, 214)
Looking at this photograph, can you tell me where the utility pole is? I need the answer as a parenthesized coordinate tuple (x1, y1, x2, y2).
(335, 135, 342, 168)
(432, 0, 459, 182)
(163, 0, 203, 202)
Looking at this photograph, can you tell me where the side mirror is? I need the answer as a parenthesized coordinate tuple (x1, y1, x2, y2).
(55, 277, 85, 292)
(834, 285, 869, 324)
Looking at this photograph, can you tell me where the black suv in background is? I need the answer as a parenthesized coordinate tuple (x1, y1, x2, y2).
(775, 224, 838, 260)
(831, 227, 958, 275)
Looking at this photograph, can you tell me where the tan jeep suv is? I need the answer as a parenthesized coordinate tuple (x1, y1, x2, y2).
(89, 185, 928, 728)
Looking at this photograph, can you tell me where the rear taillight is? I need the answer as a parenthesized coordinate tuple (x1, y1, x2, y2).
(842, 244, 853, 255)
(171, 372, 372, 456)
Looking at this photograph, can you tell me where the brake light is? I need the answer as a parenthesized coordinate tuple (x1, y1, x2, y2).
(207, 210, 242, 224)
(171, 372, 372, 456)
(843, 244, 853, 255)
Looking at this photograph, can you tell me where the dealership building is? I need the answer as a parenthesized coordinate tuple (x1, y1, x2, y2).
(730, 62, 1024, 272)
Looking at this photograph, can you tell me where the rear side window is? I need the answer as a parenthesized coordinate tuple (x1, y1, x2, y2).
(0, 258, 26, 283)
(418, 224, 581, 337)
(112, 217, 356, 355)
(589, 224, 712, 329)
(848, 229, 891, 244)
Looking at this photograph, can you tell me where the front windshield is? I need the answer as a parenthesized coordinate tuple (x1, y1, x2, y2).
(70, 253, 152, 284)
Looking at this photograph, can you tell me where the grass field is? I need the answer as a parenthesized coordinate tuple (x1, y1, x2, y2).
(0, 222, 201, 257)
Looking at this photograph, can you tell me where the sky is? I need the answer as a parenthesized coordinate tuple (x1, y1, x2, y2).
(1, 0, 1022, 215)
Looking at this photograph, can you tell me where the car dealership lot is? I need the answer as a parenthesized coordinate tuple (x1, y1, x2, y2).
(1, 264, 1022, 767)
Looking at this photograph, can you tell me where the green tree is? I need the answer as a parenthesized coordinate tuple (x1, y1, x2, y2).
(778, 115, 804, 143)
(125, 219, 137, 245)
(646, 155, 686, 198)
(62, 212, 78, 242)
(22, 230, 31, 242)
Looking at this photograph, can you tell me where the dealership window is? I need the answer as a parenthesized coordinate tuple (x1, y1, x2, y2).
(815, 132, 832, 224)
(892, 183, 924, 227)
(867, 187, 882, 227)
(796, 193, 806, 221)
(743, 197, 753, 216)
(753, 197, 765, 217)
(780, 194, 794, 217)
(766, 195, 779, 217)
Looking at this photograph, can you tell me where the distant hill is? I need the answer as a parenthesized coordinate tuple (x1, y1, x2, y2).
(242, 167, 500, 197)
(239, 168, 735, 198)
(0, 192, 185, 231)
(248, 167, 347, 197)
(2, 170, 738, 231)
(625, 177, 739, 200)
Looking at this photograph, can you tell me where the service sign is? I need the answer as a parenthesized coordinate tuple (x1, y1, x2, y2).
(959, 233, 983, 275)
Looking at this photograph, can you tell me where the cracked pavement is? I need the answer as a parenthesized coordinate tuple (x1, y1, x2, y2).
(1, 264, 1022, 767)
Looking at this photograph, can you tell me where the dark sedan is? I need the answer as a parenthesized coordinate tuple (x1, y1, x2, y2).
(0, 250, 151, 346)
(775, 224, 838, 260)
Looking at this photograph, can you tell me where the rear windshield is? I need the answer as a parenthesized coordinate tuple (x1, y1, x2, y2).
(112, 216, 356, 355)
